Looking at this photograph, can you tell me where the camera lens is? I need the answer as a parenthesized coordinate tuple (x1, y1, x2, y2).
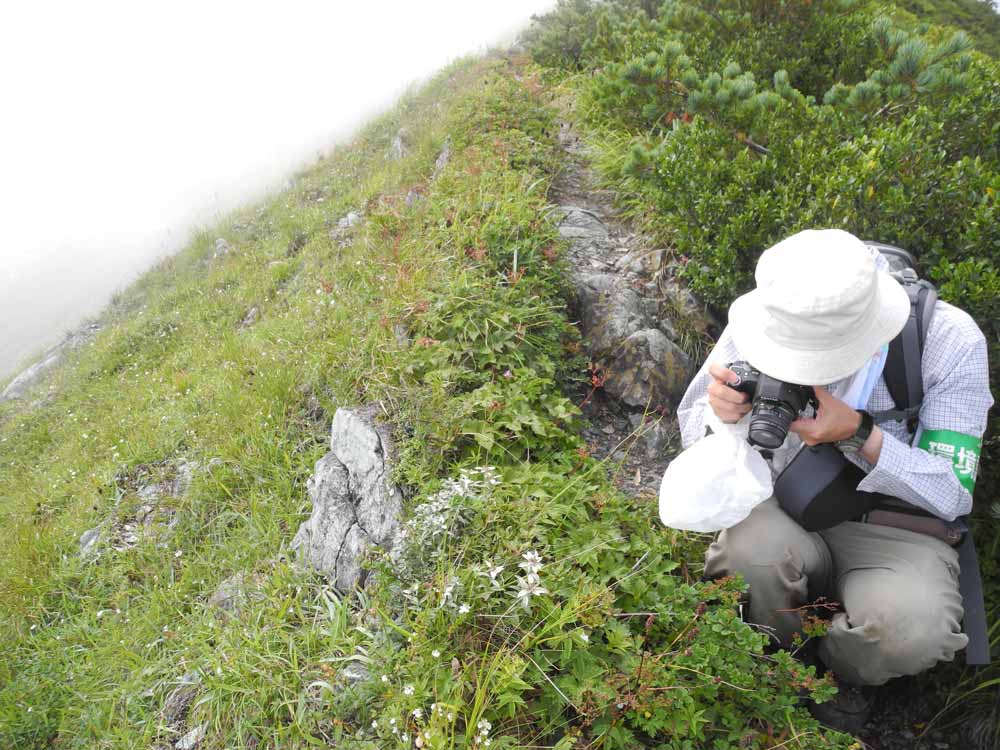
(747, 401, 797, 450)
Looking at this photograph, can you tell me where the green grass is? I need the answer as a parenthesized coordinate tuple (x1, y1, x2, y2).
(0, 53, 497, 747)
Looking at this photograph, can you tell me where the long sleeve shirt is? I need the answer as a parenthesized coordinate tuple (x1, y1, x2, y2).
(676, 300, 992, 521)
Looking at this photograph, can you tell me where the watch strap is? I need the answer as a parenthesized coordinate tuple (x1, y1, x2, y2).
(836, 409, 874, 454)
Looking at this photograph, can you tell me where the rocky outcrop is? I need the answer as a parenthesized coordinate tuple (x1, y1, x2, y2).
(291, 406, 403, 591)
(606, 329, 692, 409)
(556, 204, 696, 413)
(551, 117, 720, 495)
(2, 323, 101, 402)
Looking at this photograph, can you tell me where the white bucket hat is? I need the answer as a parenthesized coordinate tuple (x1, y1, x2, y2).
(728, 228, 911, 385)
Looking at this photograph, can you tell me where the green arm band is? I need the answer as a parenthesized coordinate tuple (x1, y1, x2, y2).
(917, 429, 982, 493)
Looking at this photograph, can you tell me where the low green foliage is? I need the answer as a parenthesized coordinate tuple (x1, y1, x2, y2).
(527, 0, 1000, 740)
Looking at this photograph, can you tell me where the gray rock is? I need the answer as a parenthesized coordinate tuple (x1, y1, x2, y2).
(207, 571, 264, 614)
(137, 460, 193, 506)
(405, 189, 422, 207)
(83, 460, 193, 558)
(557, 206, 609, 241)
(162, 672, 201, 727)
(389, 128, 409, 160)
(214, 238, 232, 257)
(79, 526, 102, 558)
(336, 211, 362, 231)
(639, 417, 673, 460)
(291, 406, 403, 591)
(175, 722, 207, 750)
(239, 306, 260, 330)
(341, 661, 370, 686)
(603, 328, 693, 410)
(575, 274, 654, 356)
(392, 324, 410, 348)
(2, 323, 100, 402)
(330, 210, 364, 247)
(432, 137, 451, 178)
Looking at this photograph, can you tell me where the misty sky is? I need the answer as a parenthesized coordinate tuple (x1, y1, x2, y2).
(0, 1, 554, 379)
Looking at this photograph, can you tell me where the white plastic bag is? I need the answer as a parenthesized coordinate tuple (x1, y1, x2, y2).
(658, 427, 773, 532)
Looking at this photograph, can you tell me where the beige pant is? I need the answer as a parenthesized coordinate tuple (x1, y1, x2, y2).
(705, 497, 968, 685)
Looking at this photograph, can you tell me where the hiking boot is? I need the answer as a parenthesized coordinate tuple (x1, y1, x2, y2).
(807, 682, 874, 735)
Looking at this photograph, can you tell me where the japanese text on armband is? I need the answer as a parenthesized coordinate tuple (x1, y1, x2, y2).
(918, 429, 982, 493)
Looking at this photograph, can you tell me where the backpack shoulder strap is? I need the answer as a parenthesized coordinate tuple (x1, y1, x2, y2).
(871, 275, 937, 440)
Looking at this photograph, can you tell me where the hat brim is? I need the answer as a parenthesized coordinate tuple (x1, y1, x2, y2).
(728, 272, 911, 385)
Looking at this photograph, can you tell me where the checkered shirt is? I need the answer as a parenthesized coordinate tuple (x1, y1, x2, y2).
(676, 299, 993, 521)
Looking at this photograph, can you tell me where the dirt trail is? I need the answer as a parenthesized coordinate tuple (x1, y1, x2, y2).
(548, 118, 679, 500)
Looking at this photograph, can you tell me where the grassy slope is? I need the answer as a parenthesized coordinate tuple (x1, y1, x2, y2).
(0, 47, 849, 750)
(0, 54, 499, 746)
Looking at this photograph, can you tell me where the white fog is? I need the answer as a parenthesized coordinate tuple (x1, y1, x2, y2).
(0, 0, 554, 380)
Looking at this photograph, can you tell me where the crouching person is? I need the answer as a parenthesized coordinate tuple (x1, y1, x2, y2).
(674, 229, 992, 728)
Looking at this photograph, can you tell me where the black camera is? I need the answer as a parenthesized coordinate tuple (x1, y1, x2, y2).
(725, 361, 817, 450)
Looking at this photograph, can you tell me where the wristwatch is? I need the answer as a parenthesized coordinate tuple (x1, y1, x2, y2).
(835, 409, 874, 454)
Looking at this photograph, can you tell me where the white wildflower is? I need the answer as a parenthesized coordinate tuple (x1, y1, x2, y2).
(458, 603, 471, 615)
(453, 471, 483, 496)
(412, 708, 423, 719)
(579, 631, 589, 643)
(515, 575, 549, 610)
(390, 718, 397, 725)
(382, 674, 389, 683)
(442, 577, 458, 603)
(371, 720, 379, 729)
(518, 550, 543, 575)
(479, 559, 505, 588)
(403, 684, 415, 696)
(432, 649, 441, 658)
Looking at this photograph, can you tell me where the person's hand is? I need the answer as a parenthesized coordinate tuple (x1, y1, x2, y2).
(707, 363, 752, 423)
(789, 386, 862, 445)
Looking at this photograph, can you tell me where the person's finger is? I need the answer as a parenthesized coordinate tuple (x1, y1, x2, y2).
(712, 407, 748, 423)
(788, 417, 815, 436)
(811, 385, 831, 404)
(709, 395, 751, 422)
(707, 379, 748, 404)
(788, 421, 820, 445)
(708, 362, 739, 384)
